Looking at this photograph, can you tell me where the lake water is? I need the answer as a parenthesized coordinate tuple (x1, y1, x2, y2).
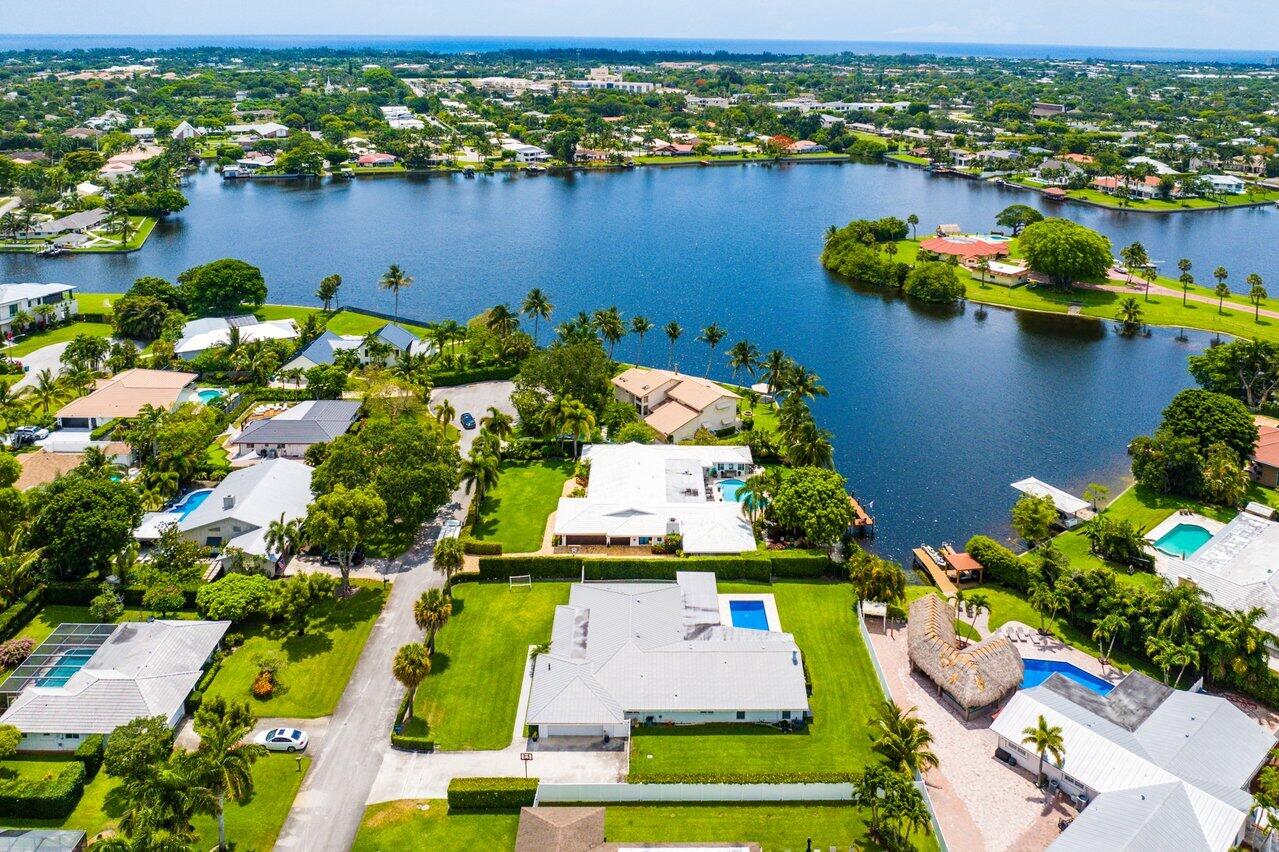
(3, 162, 1254, 562)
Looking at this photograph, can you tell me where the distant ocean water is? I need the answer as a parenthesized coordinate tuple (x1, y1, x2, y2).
(0, 34, 1273, 65)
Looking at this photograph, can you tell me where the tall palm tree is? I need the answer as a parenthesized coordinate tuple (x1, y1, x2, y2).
(784, 363, 828, 399)
(760, 350, 789, 396)
(1213, 266, 1229, 311)
(556, 397, 596, 458)
(1177, 258, 1193, 306)
(192, 697, 267, 851)
(870, 700, 940, 775)
(413, 588, 453, 653)
(726, 339, 760, 383)
(480, 406, 514, 442)
(698, 323, 727, 377)
(1020, 714, 1065, 786)
(737, 476, 768, 522)
(434, 399, 456, 427)
(592, 307, 625, 358)
(663, 321, 683, 369)
(118, 752, 216, 839)
(1248, 273, 1268, 323)
(392, 643, 432, 721)
(22, 369, 64, 414)
(630, 315, 653, 365)
(379, 264, 413, 322)
(265, 514, 303, 561)
(0, 530, 40, 608)
(521, 288, 553, 346)
(486, 303, 520, 338)
(963, 592, 990, 637)
(316, 274, 342, 312)
(1091, 612, 1128, 668)
(460, 450, 500, 502)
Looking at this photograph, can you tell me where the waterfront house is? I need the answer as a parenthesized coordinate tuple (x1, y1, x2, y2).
(553, 443, 755, 554)
(0, 281, 78, 337)
(1251, 425, 1279, 487)
(501, 140, 551, 163)
(906, 595, 1022, 719)
(786, 140, 826, 154)
(709, 144, 741, 155)
(1126, 155, 1177, 175)
(356, 152, 398, 167)
(224, 121, 290, 139)
(230, 400, 361, 460)
(611, 366, 740, 442)
(991, 671, 1275, 851)
(973, 259, 1031, 287)
(55, 368, 198, 429)
(0, 620, 230, 752)
(281, 322, 427, 373)
(174, 315, 299, 360)
(31, 210, 106, 238)
(526, 572, 809, 739)
(1202, 174, 1246, 195)
(1091, 175, 1166, 200)
(919, 235, 1011, 262)
(1032, 158, 1086, 185)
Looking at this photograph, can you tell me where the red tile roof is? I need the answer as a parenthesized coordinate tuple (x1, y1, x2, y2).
(918, 236, 1010, 259)
(1254, 426, 1279, 468)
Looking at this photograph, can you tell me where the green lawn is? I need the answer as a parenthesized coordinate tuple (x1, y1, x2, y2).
(472, 460, 573, 553)
(1, 754, 308, 851)
(1006, 176, 1279, 212)
(411, 581, 569, 750)
(629, 581, 882, 779)
(323, 310, 432, 338)
(76, 293, 122, 316)
(4, 322, 114, 357)
(353, 800, 518, 851)
(204, 582, 387, 717)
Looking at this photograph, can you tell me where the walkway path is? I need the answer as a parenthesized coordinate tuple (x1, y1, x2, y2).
(1093, 274, 1279, 322)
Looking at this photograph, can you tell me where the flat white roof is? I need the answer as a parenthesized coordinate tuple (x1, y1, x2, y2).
(1011, 477, 1090, 516)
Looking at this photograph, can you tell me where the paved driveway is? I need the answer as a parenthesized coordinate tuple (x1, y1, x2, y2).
(10, 336, 135, 390)
(430, 380, 515, 454)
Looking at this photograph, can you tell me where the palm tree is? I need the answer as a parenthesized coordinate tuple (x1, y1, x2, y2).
(1177, 258, 1193, 306)
(738, 476, 769, 522)
(784, 418, 834, 468)
(556, 397, 596, 458)
(1119, 242, 1147, 286)
(726, 340, 760, 384)
(1207, 606, 1271, 679)
(487, 303, 520, 338)
(521, 288, 553, 346)
(630, 315, 653, 365)
(316, 274, 342, 312)
(592, 307, 625, 358)
(460, 449, 500, 502)
(413, 588, 453, 653)
(1020, 714, 1065, 786)
(870, 700, 939, 775)
(1213, 266, 1229, 306)
(433, 399, 456, 427)
(698, 323, 727, 377)
(784, 363, 828, 399)
(265, 514, 303, 561)
(1116, 297, 1144, 334)
(1092, 612, 1129, 668)
(906, 213, 919, 240)
(118, 752, 216, 839)
(192, 697, 267, 851)
(379, 264, 413, 322)
(964, 592, 990, 637)
(1248, 273, 1268, 322)
(759, 349, 789, 396)
(0, 530, 40, 607)
(392, 643, 431, 721)
(663, 321, 683, 369)
(22, 369, 64, 414)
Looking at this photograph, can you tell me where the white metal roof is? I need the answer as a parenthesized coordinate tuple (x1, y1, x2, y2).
(179, 458, 312, 556)
(1011, 477, 1090, 516)
(0, 282, 76, 306)
(174, 316, 298, 357)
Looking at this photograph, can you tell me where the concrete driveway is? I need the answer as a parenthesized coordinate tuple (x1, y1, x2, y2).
(9, 336, 135, 390)
(430, 380, 515, 453)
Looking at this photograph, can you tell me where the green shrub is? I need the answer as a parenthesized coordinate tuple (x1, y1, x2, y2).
(0, 761, 86, 819)
(476, 553, 788, 582)
(965, 535, 1034, 592)
(463, 538, 502, 556)
(74, 734, 105, 779)
(630, 770, 856, 784)
(89, 419, 118, 440)
(477, 556, 583, 581)
(390, 733, 435, 752)
(46, 582, 200, 609)
(768, 550, 833, 578)
(0, 587, 45, 642)
(446, 776, 539, 810)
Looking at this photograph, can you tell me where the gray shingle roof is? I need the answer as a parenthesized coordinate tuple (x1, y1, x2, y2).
(231, 400, 360, 446)
(376, 322, 418, 351)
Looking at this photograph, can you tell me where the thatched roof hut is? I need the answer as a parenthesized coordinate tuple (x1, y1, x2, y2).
(907, 594, 1024, 719)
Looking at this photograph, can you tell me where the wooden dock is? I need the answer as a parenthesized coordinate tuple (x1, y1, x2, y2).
(912, 548, 957, 595)
(912, 546, 984, 595)
(849, 495, 875, 536)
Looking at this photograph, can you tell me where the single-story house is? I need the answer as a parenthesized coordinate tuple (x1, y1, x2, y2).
(973, 259, 1031, 287)
(1251, 425, 1279, 487)
(55, 369, 198, 429)
(0, 281, 78, 337)
(991, 671, 1275, 851)
(14, 444, 130, 490)
(174, 315, 299, 360)
(223, 121, 290, 139)
(1127, 155, 1177, 175)
(356, 153, 398, 167)
(30, 211, 106, 238)
(128, 127, 155, 141)
(74, 180, 104, 198)
(527, 572, 810, 738)
(554, 443, 755, 554)
(611, 366, 740, 443)
(281, 322, 428, 373)
(1032, 158, 1086, 185)
(230, 400, 361, 459)
(709, 144, 740, 155)
(176, 457, 313, 568)
(0, 620, 230, 752)
(97, 162, 135, 182)
(1011, 477, 1095, 528)
(786, 140, 826, 154)
(1092, 175, 1168, 199)
(918, 235, 1011, 262)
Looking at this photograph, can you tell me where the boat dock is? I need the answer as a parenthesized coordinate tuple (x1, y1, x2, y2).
(912, 544, 984, 594)
(849, 494, 875, 537)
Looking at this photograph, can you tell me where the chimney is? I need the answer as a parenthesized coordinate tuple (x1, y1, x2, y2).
(222, 495, 235, 510)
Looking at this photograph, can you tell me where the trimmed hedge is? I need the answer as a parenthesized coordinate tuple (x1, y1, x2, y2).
(431, 364, 520, 387)
(965, 535, 1034, 593)
(478, 556, 583, 581)
(391, 733, 435, 752)
(629, 770, 856, 784)
(89, 419, 118, 440)
(74, 734, 105, 779)
(768, 550, 834, 578)
(476, 551, 830, 582)
(463, 538, 502, 556)
(0, 761, 86, 819)
(446, 776, 539, 810)
(0, 586, 45, 642)
(46, 581, 200, 609)
(186, 656, 224, 713)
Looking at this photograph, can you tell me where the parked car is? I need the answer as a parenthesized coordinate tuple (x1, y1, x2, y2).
(440, 518, 462, 539)
(320, 548, 365, 566)
(254, 728, 308, 752)
(459, 412, 476, 430)
(15, 426, 48, 441)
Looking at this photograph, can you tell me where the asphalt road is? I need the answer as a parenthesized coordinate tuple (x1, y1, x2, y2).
(273, 381, 514, 852)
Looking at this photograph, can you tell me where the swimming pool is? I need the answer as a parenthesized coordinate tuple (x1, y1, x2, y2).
(196, 388, 225, 404)
(728, 599, 769, 631)
(1022, 658, 1113, 695)
(1153, 523, 1214, 558)
(36, 649, 95, 688)
(718, 478, 747, 502)
(171, 488, 213, 519)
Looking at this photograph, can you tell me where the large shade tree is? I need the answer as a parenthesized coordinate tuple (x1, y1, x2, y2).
(1018, 218, 1112, 289)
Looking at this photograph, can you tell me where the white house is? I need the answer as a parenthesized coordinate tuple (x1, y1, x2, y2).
(176, 458, 313, 568)
(991, 671, 1274, 851)
(0, 282, 78, 338)
(171, 120, 200, 140)
(281, 323, 429, 373)
(174, 315, 299, 360)
(223, 121, 290, 139)
(230, 400, 361, 459)
(527, 572, 810, 739)
(553, 443, 756, 554)
(502, 140, 551, 163)
(1127, 155, 1177, 175)
(612, 366, 740, 442)
(568, 67, 655, 94)
(1202, 174, 1246, 194)
(129, 127, 155, 141)
(0, 620, 229, 752)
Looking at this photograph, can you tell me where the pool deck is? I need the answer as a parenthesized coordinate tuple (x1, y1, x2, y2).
(716, 593, 781, 631)
(1144, 511, 1225, 550)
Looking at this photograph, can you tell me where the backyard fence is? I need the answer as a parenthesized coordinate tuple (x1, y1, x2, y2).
(535, 782, 855, 804)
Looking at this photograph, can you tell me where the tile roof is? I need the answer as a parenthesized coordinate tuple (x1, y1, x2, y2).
(1253, 425, 1279, 468)
(56, 369, 197, 420)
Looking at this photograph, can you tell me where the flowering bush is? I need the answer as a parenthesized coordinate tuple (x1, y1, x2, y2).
(0, 638, 34, 668)
(251, 671, 274, 699)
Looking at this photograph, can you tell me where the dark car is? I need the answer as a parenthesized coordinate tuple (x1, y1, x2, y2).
(459, 412, 476, 430)
(320, 549, 365, 566)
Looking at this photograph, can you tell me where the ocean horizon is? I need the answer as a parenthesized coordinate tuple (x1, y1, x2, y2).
(0, 34, 1274, 65)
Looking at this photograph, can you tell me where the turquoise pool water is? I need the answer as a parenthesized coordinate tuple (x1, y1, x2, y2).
(172, 488, 213, 519)
(718, 478, 747, 502)
(197, 388, 225, 403)
(1153, 523, 1214, 558)
(1022, 658, 1113, 695)
(729, 599, 769, 631)
(36, 649, 95, 687)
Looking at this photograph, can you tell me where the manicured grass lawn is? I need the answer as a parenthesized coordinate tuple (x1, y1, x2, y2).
(76, 293, 122, 316)
(1006, 176, 1279, 211)
(324, 310, 431, 337)
(2, 754, 308, 850)
(354, 800, 518, 851)
(4, 321, 114, 357)
(628, 581, 882, 779)
(204, 581, 387, 717)
(411, 581, 569, 750)
(255, 303, 325, 324)
(472, 460, 573, 553)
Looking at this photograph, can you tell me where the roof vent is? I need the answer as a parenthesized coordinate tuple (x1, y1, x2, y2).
(222, 495, 235, 509)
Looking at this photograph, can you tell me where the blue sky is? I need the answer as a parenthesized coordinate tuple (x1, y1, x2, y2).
(0, 0, 1272, 51)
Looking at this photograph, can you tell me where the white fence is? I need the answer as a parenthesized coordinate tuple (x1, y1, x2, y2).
(536, 782, 854, 803)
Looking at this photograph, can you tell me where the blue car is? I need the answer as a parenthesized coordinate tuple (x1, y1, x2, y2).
(460, 412, 476, 430)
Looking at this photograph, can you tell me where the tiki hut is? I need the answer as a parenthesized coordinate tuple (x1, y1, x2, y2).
(907, 594, 1024, 719)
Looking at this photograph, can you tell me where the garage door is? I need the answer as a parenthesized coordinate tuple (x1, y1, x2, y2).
(543, 724, 608, 737)
(565, 535, 608, 546)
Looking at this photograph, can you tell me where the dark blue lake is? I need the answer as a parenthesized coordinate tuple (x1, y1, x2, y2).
(5, 162, 1262, 562)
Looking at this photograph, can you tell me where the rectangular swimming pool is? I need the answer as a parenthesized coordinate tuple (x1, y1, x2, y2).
(1021, 658, 1113, 695)
(728, 599, 769, 631)
(36, 648, 96, 688)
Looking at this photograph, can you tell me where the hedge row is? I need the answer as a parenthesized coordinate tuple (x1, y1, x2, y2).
(462, 538, 502, 556)
(629, 770, 856, 784)
(186, 656, 224, 713)
(431, 363, 520, 387)
(89, 419, 118, 440)
(389, 693, 435, 752)
(45, 581, 201, 609)
(446, 776, 539, 810)
(0, 761, 86, 819)
(964, 535, 1034, 592)
(476, 551, 832, 582)
(74, 735, 105, 779)
(0, 587, 45, 642)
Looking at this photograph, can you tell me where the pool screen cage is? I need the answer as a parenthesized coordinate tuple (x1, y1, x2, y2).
(0, 623, 117, 708)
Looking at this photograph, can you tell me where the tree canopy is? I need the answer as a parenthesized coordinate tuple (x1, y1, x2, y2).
(771, 467, 855, 546)
(1018, 218, 1112, 288)
(994, 204, 1043, 236)
(902, 261, 965, 304)
(178, 258, 268, 315)
(28, 474, 142, 579)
